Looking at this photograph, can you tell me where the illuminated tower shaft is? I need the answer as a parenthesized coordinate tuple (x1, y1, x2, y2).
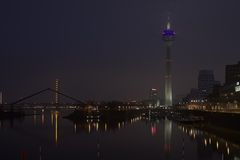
(165, 43, 172, 106)
(162, 22, 175, 107)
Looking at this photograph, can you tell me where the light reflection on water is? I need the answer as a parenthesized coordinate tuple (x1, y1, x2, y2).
(0, 109, 239, 160)
(177, 124, 240, 160)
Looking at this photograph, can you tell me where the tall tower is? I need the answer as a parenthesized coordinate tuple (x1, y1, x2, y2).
(55, 79, 59, 104)
(162, 21, 175, 107)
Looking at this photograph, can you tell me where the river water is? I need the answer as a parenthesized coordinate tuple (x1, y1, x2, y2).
(0, 109, 239, 160)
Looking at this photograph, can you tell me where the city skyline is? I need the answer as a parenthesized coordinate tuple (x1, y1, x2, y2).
(1, 0, 240, 102)
(1, 1, 240, 160)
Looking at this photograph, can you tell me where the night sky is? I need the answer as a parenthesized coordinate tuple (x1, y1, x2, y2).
(1, 0, 240, 102)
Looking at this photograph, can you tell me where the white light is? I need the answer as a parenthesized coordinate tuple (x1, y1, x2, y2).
(167, 22, 171, 30)
(118, 122, 121, 129)
(204, 139, 207, 146)
(74, 124, 77, 133)
(96, 123, 99, 131)
(104, 123, 107, 131)
(88, 124, 91, 133)
(209, 138, 211, 144)
(235, 86, 240, 92)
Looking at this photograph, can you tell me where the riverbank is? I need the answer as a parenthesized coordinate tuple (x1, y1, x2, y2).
(174, 109, 240, 131)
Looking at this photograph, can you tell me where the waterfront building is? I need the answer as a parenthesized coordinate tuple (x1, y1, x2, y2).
(206, 62, 240, 110)
(149, 88, 158, 99)
(149, 88, 160, 107)
(198, 70, 217, 94)
(225, 61, 240, 85)
(162, 20, 175, 107)
(181, 62, 240, 110)
(198, 70, 219, 101)
(182, 70, 220, 104)
(218, 81, 240, 105)
(213, 62, 240, 105)
(198, 70, 220, 100)
(184, 88, 202, 103)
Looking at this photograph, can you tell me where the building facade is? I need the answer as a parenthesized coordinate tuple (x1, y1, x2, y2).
(198, 70, 215, 94)
(225, 61, 240, 85)
(182, 70, 219, 104)
(149, 88, 160, 107)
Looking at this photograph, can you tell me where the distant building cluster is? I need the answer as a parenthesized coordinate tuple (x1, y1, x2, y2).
(208, 61, 240, 107)
(179, 61, 240, 111)
(182, 70, 220, 103)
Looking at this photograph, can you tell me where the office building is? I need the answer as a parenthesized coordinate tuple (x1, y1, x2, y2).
(149, 88, 160, 107)
(198, 70, 219, 95)
(225, 61, 240, 85)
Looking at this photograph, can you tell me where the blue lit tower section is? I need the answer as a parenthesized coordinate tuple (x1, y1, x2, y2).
(162, 21, 175, 107)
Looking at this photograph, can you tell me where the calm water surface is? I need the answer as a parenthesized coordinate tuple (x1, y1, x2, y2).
(0, 109, 239, 160)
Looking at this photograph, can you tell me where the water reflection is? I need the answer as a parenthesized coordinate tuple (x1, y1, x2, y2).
(51, 111, 54, 126)
(0, 109, 240, 160)
(164, 118, 172, 158)
(39, 146, 42, 160)
(70, 116, 142, 133)
(54, 111, 59, 145)
(178, 124, 240, 159)
(151, 124, 157, 136)
(33, 110, 37, 125)
(41, 109, 45, 125)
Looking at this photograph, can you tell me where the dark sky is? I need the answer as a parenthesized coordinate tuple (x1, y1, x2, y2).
(1, 0, 240, 102)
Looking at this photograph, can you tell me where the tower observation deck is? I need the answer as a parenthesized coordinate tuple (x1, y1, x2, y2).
(162, 21, 176, 107)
